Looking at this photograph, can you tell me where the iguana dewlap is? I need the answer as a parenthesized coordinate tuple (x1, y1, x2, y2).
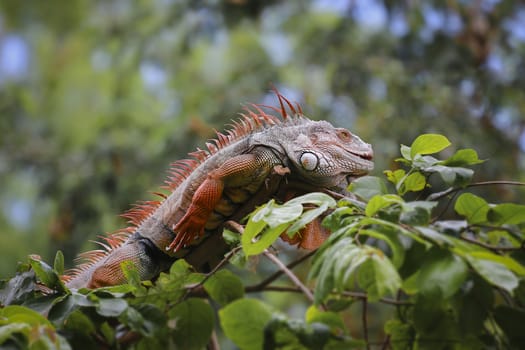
(64, 93, 374, 288)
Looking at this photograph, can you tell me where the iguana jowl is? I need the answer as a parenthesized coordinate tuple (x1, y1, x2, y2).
(64, 93, 374, 289)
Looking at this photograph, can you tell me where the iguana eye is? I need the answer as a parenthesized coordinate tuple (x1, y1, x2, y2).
(337, 129, 352, 141)
(300, 152, 318, 171)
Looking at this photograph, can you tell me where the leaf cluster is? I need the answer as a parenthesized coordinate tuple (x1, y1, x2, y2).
(1, 134, 524, 349)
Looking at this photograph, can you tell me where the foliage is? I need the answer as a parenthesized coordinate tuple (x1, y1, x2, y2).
(1, 0, 525, 280)
(1, 134, 524, 349)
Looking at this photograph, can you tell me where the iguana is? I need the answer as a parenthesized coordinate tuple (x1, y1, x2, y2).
(64, 92, 374, 289)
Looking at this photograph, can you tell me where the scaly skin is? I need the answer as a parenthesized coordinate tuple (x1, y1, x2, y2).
(64, 94, 374, 289)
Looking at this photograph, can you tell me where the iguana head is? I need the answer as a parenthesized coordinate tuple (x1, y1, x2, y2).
(284, 120, 374, 187)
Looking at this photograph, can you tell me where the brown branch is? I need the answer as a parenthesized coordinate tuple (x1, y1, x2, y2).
(247, 250, 317, 291)
(362, 296, 370, 350)
(263, 249, 315, 304)
(460, 235, 523, 253)
(427, 180, 525, 201)
(243, 285, 412, 306)
(467, 180, 525, 188)
(183, 245, 243, 299)
(381, 334, 391, 350)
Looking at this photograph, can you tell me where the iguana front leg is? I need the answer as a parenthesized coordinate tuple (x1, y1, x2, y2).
(167, 150, 283, 252)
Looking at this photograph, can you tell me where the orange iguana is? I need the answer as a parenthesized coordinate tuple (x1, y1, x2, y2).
(64, 92, 374, 289)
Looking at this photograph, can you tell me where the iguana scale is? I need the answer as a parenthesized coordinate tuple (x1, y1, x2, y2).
(64, 92, 374, 289)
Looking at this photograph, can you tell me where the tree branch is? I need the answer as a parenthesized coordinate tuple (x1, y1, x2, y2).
(362, 296, 370, 350)
(262, 249, 315, 304)
(460, 235, 523, 252)
(247, 250, 317, 291)
(427, 180, 525, 201)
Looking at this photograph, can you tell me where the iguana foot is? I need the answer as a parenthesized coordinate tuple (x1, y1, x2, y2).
(167, 210, 206, 252)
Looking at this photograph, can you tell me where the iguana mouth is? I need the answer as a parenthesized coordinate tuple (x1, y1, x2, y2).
(351, 150, 373, 161)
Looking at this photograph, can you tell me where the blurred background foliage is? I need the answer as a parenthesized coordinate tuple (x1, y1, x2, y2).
(0, 0, 524, 295)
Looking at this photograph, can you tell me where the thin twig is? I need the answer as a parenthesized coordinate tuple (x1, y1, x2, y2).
(381, 334, 391, 350)
(225, 219, 318, 306)
(207, 330, 220, 350)
(243, 285, 412, 306)
(427, 180, 525, 201)
(362, 296, 370, 350)
(224, 220, 245, 235)
(468, 180, 525, 187)
(263, 249, 315, 304)
(460, 235, 523, 252)
(184, 245, 243, 298)
(470, 223, 524, 242)
(248, 250, 317, 291)
(430, 190, 459, 223)
(340, 290, 412, 306)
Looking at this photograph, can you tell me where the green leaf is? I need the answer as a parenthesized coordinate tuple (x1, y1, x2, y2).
(416, 249, 468, 299)
(0, 305, 53, 327)
(170, 298, 214, 350)
(365, 194, 403, 217)
(48, 295, 78, 326)
(242, 193, 336, 256)
(0, 323, 31, 344)
(441, 148, 484, 166)
(412, 155, 440, 169)
(286, 192, 337, 207)
(358, 229, 405, 268)
(96, 298, 128, 317)
(424, 164, 474, 186)
(100, 321, 115, 344)
(468, 251, 525, 276)
(223, 228, 241, 246)
(454, 193, 489, 224)
(252, 199, 303, 228)
(219, 298, 273, 350)
(204, 269, 244, 305)
(242, 221, 289, 257)
(416, 226, 452, 246)
(410, 134, 451, 158)
(53, 251, 64, 276)
(305, 306, 345, 333)
(135, 304, 166, 336)
(29, 257, 60, 289)
(400, 144, 412, 160)
(356, 248, 402, 301)
(458, 276, 493, 334)
(62, 310, 96, 335)
(242, 200, 300, 256)
(411, 293, 453, 337)
(494, 305, 525, 348)
(286, 204, 331, 236)
(348, 176, 388, 200)
(399, 201, 437, 226)
(312, 241, 401, 303)
(488, 203, 525, 225)
(0, 271, 37, 306)
(467, 256, 519, 293)
(121, 261, 142, 291)
(384, 169, 405, 186)
(399, 171, 426, 193)
(384, 319, 412, 350)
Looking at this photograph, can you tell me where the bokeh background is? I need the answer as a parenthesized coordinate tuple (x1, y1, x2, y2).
(1, 0, 524, 287)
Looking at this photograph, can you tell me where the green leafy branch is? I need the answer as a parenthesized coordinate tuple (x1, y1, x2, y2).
(1, 134, 525, 350)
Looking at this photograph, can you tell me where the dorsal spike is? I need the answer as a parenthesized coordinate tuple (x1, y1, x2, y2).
(296, 102, 303, 114)
(271, 87, 288, 119)
(251, 104, 279, 124)
(151, 191, 167, 200)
